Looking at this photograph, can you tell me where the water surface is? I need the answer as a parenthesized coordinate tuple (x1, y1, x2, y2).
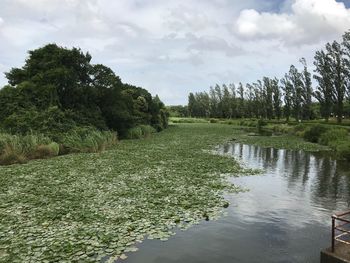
(125, 143, 350, 263)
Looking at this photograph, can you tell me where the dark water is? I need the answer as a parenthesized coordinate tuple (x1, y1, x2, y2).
(125, 143, 350, 263)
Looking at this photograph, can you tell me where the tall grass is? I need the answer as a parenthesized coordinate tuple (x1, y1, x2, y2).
(0, 128, 118, 165)
(60, 128, 118, 153)
(0, 133, 55, 165)
(126, 125, 156, 139)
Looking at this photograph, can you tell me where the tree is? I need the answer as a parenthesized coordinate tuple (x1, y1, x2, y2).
(271, 78, 282, 120)
(1, 44, 168, 136)
(281, 75, 293, 122)
(314, 49, 333, 122)
(342, 31, 350, 101)
(222, 84, 232, 118)
(188, 93, 196, 117)
(327, 41, 347, 123)
(287, 65, 303, 121)
(300, 58, 313, 120)
(237, 82, 245, 118)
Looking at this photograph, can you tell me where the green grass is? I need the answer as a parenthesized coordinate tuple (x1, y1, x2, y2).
(0, 123, 251, 262)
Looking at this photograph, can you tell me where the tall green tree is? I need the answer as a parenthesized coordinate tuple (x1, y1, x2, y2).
(327, 41, 347, 123)
(281, 75, 293, 122)
(300, 58, 313, 120)
(287, 65, 303, 121)
(314, 49, 334, 122)
(271, 78, 282, 120)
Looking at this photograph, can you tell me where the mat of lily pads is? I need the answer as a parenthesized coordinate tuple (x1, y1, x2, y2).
(0, 123, 253, 262)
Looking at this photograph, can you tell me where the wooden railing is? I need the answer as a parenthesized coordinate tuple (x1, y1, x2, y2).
(332, 210, 350, 252)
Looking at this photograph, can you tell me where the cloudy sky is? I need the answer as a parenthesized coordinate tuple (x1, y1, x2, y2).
(1, 0, 350, 105)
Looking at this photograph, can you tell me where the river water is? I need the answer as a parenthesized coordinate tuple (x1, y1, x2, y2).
(125, 143, 350, 263)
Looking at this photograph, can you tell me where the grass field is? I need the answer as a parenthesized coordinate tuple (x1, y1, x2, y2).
(0, 123, 254, 262)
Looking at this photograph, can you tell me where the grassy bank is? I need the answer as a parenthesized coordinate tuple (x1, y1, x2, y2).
(0, 128, 118, 166)
(0, 123, 251, 262)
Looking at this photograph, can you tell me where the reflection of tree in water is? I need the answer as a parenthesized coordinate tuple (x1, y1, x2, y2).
(311, 156, 350, 208)
(221, 142, 350, 209)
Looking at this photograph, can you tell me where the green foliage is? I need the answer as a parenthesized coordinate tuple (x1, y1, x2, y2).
(60, 127, 117, 153)
(0, 133, 54, 165)
(335, 140, 350, 160)
(257, 119, 268, 134)
(167, 105, 188, 117)
(139, 125, 156, 137)
(270, 124, 292, 134)
(319, 128, 348, 146)
(126, 125, 156, 139)
(0, 44, 167, 139)
(126, 126, 143, 139)
(303, 124, 328, 143)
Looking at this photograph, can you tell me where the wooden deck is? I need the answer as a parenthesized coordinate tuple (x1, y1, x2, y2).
(321, 243, 350, 263)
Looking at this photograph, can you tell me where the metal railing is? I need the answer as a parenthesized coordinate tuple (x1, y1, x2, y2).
(332, 210, 350, 252)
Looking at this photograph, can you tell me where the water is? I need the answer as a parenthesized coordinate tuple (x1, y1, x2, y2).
(125, 143, 350, 263)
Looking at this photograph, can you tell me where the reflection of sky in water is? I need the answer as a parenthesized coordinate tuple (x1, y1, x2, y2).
(124, 143, 350, 263)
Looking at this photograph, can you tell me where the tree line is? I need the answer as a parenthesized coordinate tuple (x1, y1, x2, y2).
(0, 44, 168, 137)
(187, 31, 350, 123)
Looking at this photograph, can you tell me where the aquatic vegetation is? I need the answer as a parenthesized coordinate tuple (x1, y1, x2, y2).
(234, 134, 330, 152)
(0, 123, 247, 262)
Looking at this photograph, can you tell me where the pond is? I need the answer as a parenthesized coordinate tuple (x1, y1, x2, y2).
(124, 143, 350, 263)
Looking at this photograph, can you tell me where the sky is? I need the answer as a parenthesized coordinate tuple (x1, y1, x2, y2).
(1, 0, 350, 105)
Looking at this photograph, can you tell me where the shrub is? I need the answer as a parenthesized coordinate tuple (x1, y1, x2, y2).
(303, 124, 328, 143)
(293, 124, 307, 133)
(257, 119, 267, 134)
(271, 124, 292, 134)
(319, 128, 348, 146)
(335, 140, 350, 161)
(209, 118, 218, 123)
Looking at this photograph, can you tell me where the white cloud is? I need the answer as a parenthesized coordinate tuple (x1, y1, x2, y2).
(1, 0, 350, 104)
(236, 0, 350, 45)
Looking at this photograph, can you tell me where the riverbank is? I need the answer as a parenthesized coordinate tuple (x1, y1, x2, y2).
(0, 123, 250, 262)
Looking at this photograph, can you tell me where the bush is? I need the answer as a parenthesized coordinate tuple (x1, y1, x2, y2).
(335, 140, 350, 160)
(271, 124, 292, 134)
(303, 124, 328, 143)
(319, 128, 348, 146)
(257, 119, 267, 134)
(293, 124, 307, 133)
(209, 118, 218, 123)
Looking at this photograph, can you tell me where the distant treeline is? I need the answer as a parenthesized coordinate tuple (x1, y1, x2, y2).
(183, 30, 350, 123)
(0, 44, 168, 138)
